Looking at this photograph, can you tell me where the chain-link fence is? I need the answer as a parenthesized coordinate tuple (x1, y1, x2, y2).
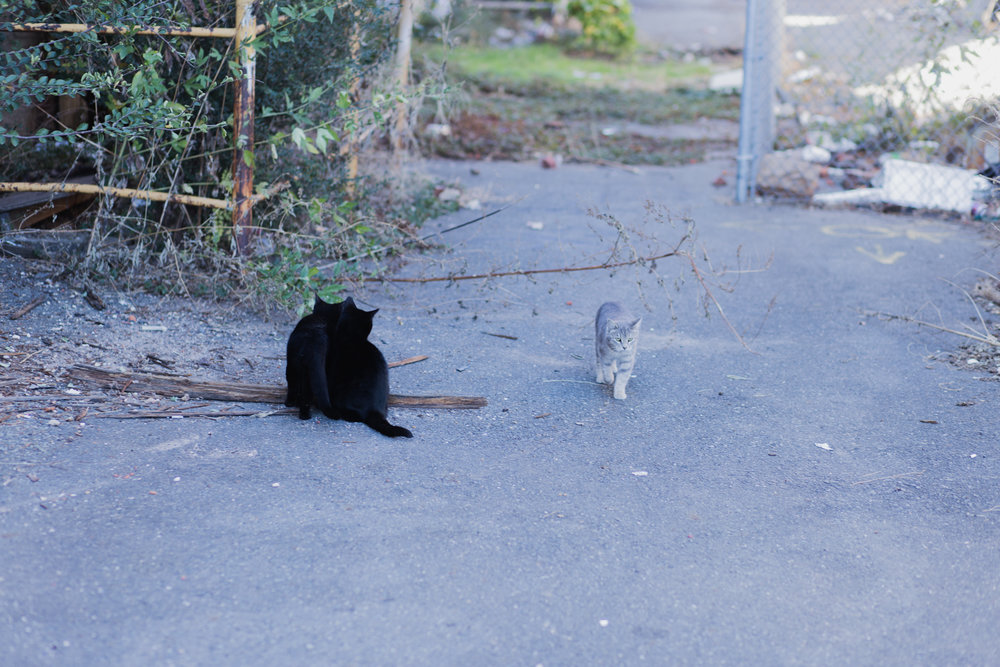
(737, 0, 1000, 218)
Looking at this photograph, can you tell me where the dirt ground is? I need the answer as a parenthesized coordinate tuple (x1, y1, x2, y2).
(0, 254, 292, 427)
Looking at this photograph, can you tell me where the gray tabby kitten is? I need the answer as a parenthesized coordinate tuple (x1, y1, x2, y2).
(595, 301, 641, 400)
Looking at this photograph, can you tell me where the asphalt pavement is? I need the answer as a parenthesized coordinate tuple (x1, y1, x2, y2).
(2, 156, 998, 664)
(632, 0, 745, 52)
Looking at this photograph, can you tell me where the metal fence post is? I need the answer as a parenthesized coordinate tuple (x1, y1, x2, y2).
(736, 0, 784, 203)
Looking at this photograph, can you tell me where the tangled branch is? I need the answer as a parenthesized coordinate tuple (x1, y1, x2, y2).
(373, 201, 768, 351)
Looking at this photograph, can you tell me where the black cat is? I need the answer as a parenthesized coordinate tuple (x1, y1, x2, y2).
(285, 296, 342, 420)
(326, 297, 413, 438)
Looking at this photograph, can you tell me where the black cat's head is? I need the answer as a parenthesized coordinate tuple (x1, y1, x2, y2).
(338, 297, 377, 338)
(312, 294, 343, 321)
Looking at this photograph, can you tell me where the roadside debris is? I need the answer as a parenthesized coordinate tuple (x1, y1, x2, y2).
(540, 154, 562, 169)
(757, 142, 999, 218)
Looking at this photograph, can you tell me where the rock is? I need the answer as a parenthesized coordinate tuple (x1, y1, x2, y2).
(806, 130, 858, 153)
(436, 187, 461, 202)
(756, 151, 822, 198)
(424, 123, 451, 138)
(801, 145, 832, 164)
(540, 154, 562, 169)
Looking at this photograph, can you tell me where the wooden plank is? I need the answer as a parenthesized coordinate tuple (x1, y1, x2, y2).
(0, 175, 96, 228)
(0, 176, 95, 213)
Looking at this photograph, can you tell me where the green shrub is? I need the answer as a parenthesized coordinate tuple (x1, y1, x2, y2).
(567, 0, 636, 57)
(0, 0, 424, 309)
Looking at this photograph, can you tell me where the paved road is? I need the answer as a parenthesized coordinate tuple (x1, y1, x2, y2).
(2, 157, 998, 664)
(632, 0, 745, 51)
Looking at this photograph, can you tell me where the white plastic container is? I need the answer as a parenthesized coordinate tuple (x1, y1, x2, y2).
(880, 158, 976, 213)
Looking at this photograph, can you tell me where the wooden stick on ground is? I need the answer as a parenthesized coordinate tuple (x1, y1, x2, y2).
(388, 354, 428, 368)
(10, 295, 46, 320)
(66, 364, 487, 409)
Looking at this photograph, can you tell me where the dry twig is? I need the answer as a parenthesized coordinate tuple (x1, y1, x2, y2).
(375, 245, 689, 284)
(10, 295, 46, 320)
(866, 310, 1000, 346)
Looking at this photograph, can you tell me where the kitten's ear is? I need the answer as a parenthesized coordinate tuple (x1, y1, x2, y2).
(630, 317, 642, 329)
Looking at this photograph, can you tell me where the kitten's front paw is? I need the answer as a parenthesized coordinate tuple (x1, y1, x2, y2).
(613, 388, 627, 400)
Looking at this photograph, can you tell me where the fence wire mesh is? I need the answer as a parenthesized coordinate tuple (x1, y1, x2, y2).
(739, 0, 1000, 218)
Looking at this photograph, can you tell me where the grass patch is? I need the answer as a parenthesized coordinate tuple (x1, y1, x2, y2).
(416, 42, 740, 166)
(418, 42, 712, 93)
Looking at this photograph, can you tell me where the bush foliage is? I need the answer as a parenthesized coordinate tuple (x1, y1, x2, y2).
(0, 0, 429, 308)
(567, 0, 636, 57)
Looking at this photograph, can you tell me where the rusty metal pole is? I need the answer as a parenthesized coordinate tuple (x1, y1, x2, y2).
(344, 8, 362, 200)
(232, 0, 256, 254)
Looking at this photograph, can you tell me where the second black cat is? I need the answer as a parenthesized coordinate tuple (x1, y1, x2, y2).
(325, 297, 413, 438)
(285, 295, 342, 420)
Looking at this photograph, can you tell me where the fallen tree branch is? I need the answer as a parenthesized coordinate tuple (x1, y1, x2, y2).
(684, 251, 754, 352)
(374, 248, 685, 284)
(93, 408, 298, 419)
(66, 364, 487, 409)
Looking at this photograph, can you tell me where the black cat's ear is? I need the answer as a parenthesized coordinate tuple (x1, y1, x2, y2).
(342, 296, 355, 308)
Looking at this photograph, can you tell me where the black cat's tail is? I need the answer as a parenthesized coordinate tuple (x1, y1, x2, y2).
(364, 413, 413, 438)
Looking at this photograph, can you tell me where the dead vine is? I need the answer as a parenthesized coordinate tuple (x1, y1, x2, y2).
(374, 200, 769, 351)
